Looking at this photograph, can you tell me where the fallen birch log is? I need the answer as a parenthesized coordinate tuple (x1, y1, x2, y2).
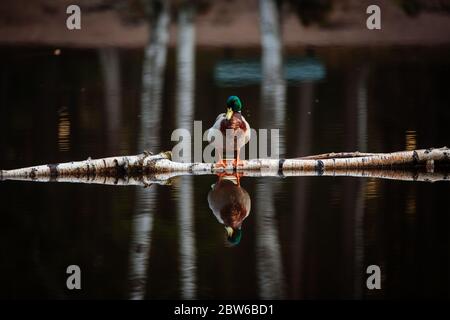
(0, 147, 449, 184)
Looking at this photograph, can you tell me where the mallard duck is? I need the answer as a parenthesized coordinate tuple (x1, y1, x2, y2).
(207, 174, 251, 246)
(207, 96, 251, 168)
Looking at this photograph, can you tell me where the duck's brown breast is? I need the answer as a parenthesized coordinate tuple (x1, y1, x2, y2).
(220, 113, 247, 134)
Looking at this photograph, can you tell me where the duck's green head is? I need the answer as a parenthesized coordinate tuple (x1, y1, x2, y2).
(226, 95, 242, 120)
(225, 226, 242, 246)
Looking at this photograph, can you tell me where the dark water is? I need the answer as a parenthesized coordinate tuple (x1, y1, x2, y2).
(0, 46, 449, 299)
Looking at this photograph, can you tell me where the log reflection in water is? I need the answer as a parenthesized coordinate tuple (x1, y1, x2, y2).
(3, 169, 447, 186)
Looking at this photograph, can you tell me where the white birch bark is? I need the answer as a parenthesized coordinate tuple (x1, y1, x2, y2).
(1, 147, 449, 181)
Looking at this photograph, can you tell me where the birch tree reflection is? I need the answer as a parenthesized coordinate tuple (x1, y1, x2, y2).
(175, 1, 197, 300)
(128, 0, 170, 300)
(99, 48, 122, 153)
(255, 0, 286, 299)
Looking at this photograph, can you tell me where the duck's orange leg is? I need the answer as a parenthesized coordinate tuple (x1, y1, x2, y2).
(232, 152, 245, 168)
(216, 172, 228, 180)
(214, 152, 227, 169)
(217, 172, 244, 184)
(235, 172, 244, 185)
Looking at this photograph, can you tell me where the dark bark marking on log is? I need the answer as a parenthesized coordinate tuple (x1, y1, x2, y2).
(143, 158, 161, 174)
(91, 163, 96, 177)
(316, 160, 324, 176)
(128, 156, 142, 175)
(29, 168, 37, 179)
(412, 150, 419, 164)
(119, 164, 126, 175)
(122, 157, 130, 172)
(443, 151, 449, 160)
(48, 164, 59, 181)
(278, 159, 285, 176)
(278, 159, 285, 170)
(112, 158, 128, 177)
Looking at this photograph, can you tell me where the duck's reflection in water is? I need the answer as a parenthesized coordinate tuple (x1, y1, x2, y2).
(207, 173, 251, 246)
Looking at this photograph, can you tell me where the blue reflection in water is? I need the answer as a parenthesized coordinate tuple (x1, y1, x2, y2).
(214, 58, 326, 87)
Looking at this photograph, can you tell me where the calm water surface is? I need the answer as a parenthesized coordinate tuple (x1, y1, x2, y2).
(0, 46, 449, 299)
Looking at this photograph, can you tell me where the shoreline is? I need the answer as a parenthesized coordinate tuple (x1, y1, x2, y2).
(0, 0, 449, 49)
